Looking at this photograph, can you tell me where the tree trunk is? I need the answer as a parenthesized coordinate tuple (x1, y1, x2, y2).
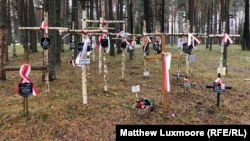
(0, 0, 7, 80)
(108, 0, 115, 56)
(48, 0, 58, 81)
(18, 0, 29, 62)
(242, 0, 250, 50)
(29, 0, 38, 52)
(0, 25, 7, 80)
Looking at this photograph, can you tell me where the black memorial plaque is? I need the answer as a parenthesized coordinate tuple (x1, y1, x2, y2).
(19, 83, 33, 97)
(40, 38, 51, 49)
(70, 42, 77, 50)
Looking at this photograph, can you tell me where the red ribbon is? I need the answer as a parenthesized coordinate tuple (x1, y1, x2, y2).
(17, 63, 39, 96)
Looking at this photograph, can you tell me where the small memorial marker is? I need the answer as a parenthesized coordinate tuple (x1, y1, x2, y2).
(19, 83, 33, 97)
(143, 71, 149, 77)
(217, 67, 226, 76)
(132, 85, 140, 98)
(79, 58, 90, 65)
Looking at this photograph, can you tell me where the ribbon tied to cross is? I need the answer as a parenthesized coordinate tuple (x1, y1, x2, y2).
(17, 63, 39, 96)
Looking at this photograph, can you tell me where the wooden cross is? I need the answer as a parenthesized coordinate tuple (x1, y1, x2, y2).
(144, 33, 181, 112)
(86, 19, 125, 75)
(18, 11, 68, 93)
(208, 22, 240, 76)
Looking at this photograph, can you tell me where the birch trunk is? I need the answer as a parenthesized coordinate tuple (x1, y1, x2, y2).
(99, 50, 102, 74)
(121, 50, 125, 80)
(43, 11, 50, 93)
(82, 10, 87, 104)
(103, 49, 108, 92)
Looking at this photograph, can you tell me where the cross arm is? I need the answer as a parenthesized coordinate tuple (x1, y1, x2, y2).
(18, 27, 68, 31)
(85, 20, 125, 24)
(209, 34, 240, 38)
(144, 54, 182, 60)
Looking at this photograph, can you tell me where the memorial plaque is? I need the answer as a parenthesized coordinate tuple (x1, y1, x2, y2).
(212, 82, 225, 93)
(131, 85, 140, 93)
(189, 55, 196, 64)
(217, 67, 226, 76)
(70, 42, 77, 50)
(128, 45, 133, 50)
(143, 71, 149, 77)
(184, 82, 191, 88)
(40, 38, 50, 49)
(78, 42, 84, 51)
(101, 38, 108, 48)
(19, 83, 33, 97)
(79, 58, 90, 65)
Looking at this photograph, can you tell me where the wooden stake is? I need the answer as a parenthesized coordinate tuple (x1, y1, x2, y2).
(82, 10, 88, 104)
(99, 49, 102, 74)
(43, 12, 50, 93)
(103, 48, 108, 92)
(121, 50, 125, 80)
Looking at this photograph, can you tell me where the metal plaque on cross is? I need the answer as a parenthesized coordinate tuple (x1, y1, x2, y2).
(19, 83, 33, 97)
(40, 37, 50, 49)
(79, 58, 90, 65)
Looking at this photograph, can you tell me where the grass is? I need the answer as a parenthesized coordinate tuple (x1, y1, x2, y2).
(0, 43, 250, 140)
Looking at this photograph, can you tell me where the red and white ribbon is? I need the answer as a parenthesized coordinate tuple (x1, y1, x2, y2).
(131, 36, 136, 46)
(100, 17, 107, 30)
(223, 33, 233, 44)
(162, 52, 171, 92)
(75, 36, 91, 67)
(215, 78, 222, 85)
(40, 21, 48, 34)
(184, 77, 190, 83)
(142, 35, 151, 51)
(117, 30, 129, 38)
(97, 33, 103, 51)
(97, 33, 110, 53)
(70, 58, 75, 67)
(188, 33, 201, 48)
(155, 35, 161, 44)
(18, 63, 39, 96)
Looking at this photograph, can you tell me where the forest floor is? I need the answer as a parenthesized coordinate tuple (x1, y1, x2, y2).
(0, 44, 250, 141)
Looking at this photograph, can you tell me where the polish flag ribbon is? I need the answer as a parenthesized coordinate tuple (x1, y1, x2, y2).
(142, 34, 151, 51)
(40, 21, 48, 34)
(18, 63, 39, 96)
(81, 29, 86, 34)
(100, 17, 107, 30)
(117, 30, 129, 38)
(97, 33, 110, 53)
(188, 33, 201, 48)
(223, 32, 233, 44)
(155, 35, 161, 44)
(69, 58, 75, 67)
(215, 78, 222, 85)
(184, 77, 190, 83)
(97, 33, 103, 51)
(162, 52, 172, 92)
(75, 37, 91, 67)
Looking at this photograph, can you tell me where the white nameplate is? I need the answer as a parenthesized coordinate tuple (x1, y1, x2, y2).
(131, 85, 140, 93)
(79, 58, 90, 65)
(217, 67, 226, 75)
(143, 71, 149, 77)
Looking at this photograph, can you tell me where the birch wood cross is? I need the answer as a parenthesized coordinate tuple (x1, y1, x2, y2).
(18, 11, 68, 93)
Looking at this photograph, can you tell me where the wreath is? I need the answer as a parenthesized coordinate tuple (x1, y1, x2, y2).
(135, 97, 154, 112)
